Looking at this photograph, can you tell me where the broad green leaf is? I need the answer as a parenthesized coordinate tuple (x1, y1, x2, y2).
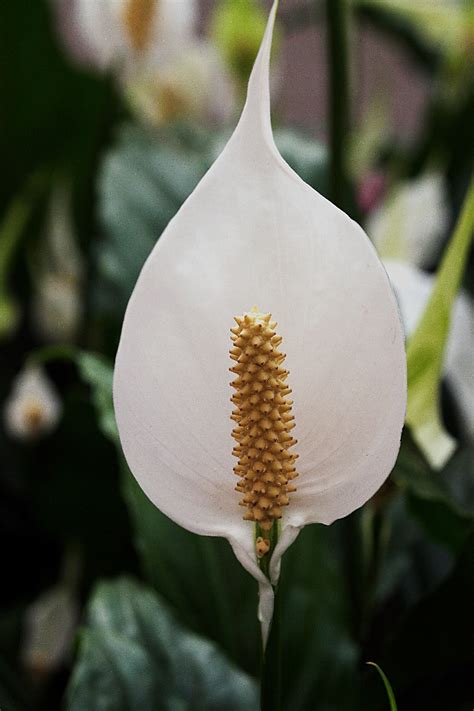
(360, 531, 474, 709)
(66, 577, 258, 711)
(96, 124, 210, 311)
(367, 663, 398, 711)
(71, 351, 260, 670)
(280, 524, 359, 710)
(393, 432, 474, 554)
(76, 351, 118, 444)
(121, 464, 260, 673)
(406, 181, 474, 468)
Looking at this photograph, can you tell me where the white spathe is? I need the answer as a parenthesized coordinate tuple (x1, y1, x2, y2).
(113, 1, 406, 644)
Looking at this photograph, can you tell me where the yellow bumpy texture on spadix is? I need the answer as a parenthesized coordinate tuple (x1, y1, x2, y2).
(230, 308, 298, 553)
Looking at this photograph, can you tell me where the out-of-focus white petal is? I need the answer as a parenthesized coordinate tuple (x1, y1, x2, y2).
(385, 259, 474, 440)
(21, 584, 78, 675)
(366, 173, 449, 268)
(125, 41, 236, 126)
(53, 0, 197, 73)
(32, 184, 84, 343)
(4, 366, 62, 441)
(114, 1, 406, 640)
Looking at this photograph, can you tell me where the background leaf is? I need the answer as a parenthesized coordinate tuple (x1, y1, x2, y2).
(66, 577, 259, 711)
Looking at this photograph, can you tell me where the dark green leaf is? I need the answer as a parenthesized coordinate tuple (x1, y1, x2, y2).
(121, 465, 260, 674)
(66, 577, 258, 711)
(394, 433, 474, 553)
(72, 352, 260, 671)
(360, 532, 474, 710)
(280, 524, 359, 710)
(76, 351, 118, 443)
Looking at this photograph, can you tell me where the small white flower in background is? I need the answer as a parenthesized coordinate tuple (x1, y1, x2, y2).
(52, 0, 196, 74)
(32, 184, 84, 343)
(21, 583, 78, 677)
(4, 366, 62, 441)
(366, 173, 449, 269)
(52, 0, 237, 126)
(385, 259, 474, 441)
(126, 41, 237, 126)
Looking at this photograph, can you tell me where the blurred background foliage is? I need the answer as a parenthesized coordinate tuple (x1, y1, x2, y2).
(0, 0, 472, 710)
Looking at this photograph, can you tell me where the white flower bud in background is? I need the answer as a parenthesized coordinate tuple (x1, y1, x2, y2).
(21, 584, 78, 678)
(4, 366, 62, 441)
(125, 41, 237, 126)
(31, 183, 84, 344)
(51, 0, 238, 127)
(367, 173, 449, 269)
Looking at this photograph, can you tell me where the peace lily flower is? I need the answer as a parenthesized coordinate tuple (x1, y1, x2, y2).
(4, 366, 62, 441)
(114, 2, 406, 643)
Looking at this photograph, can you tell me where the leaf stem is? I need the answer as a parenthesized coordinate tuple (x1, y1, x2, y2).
(326, 0, 351, 211)
(367, 662, 398, 711)
(258, 520, 281, 711)
(260, 584, 281, 711)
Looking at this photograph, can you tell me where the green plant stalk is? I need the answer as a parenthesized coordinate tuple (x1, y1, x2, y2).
(258, 520, 281, 711)
(260, 583, 281, 711)
(326, 0, 351, 211)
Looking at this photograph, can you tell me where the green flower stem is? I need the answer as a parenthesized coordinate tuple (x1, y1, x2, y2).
(260, 583, 281, 711)
(326, 0, 351, 211)
(258, 520, 281, 711)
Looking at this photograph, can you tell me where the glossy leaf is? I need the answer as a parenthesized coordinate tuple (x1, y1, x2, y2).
(360, 532, 474, 710)
(74, 351, 260, 670)
(66, 577, 258, 711)
(393, 432, 474, 554)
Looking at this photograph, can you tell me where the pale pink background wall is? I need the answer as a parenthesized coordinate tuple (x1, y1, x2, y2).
(199, 0, 431, 144)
